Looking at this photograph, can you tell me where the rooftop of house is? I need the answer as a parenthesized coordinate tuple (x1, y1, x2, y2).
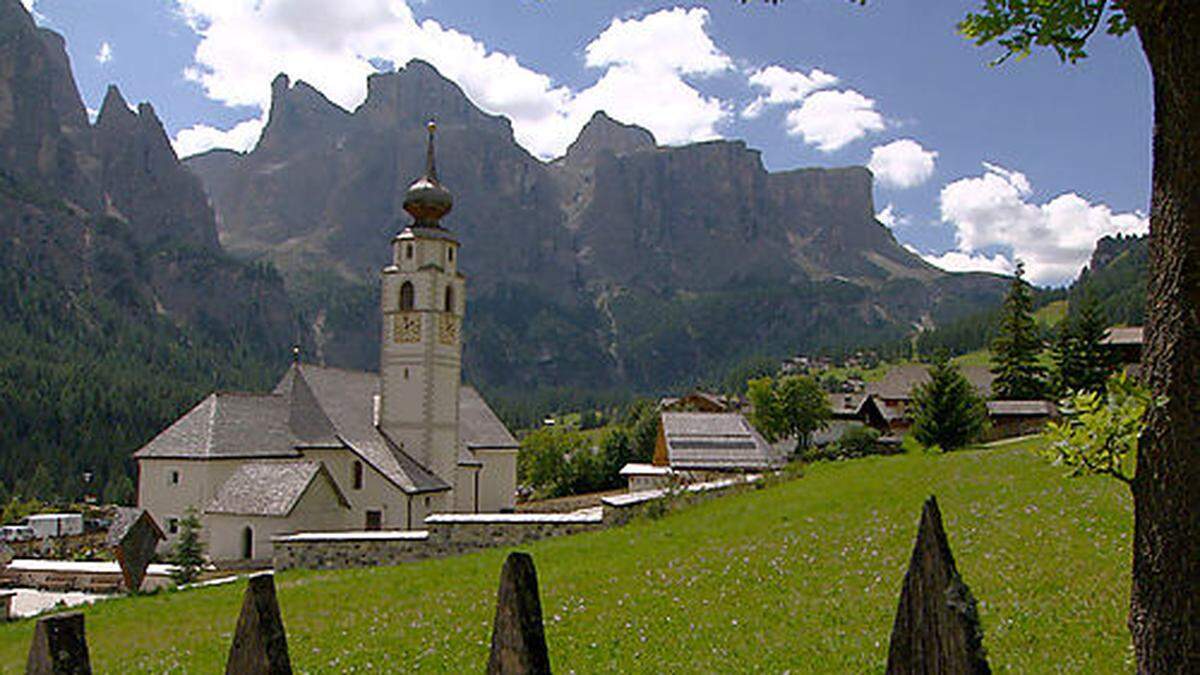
(1101, 326, 1143, 346)
(986, 400, 1058, 417)
(659, 412, 785, 472)
(866, 363, 994, 401)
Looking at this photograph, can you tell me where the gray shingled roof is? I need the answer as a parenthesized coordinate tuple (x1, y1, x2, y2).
(275, 365, 450, 494)
(661, 412, 784, 471)
(1101, 326, 1143, 346)
(132, 393, 303, 459)
(460, 386, 518, 449)
(206, 461, 349, 517)
(867, 364, 994, 400)
(987, 400, 1057, 417)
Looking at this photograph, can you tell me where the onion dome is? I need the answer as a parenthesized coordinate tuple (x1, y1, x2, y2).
(403, 120, 453, 227)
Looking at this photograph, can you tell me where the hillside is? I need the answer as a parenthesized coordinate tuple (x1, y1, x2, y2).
(0, 439, 1132, 671)
(185, 60, 1010, 393)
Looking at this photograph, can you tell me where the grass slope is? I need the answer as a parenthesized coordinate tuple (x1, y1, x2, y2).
(0, 439, 1133, 672)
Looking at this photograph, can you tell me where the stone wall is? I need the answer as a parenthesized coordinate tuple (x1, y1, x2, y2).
(273, 477, 756, 571)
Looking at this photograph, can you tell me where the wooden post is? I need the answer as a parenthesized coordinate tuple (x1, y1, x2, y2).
(26, 612, 91, 674)
(487, 552, 551, 675)
(225, 572, 292, 675)
(885, 496, 990, 674)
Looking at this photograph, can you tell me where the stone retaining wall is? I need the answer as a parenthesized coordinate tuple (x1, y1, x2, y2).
(273, 477, 758, 571)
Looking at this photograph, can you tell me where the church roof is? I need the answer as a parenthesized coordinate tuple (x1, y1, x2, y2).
(132, 392, 304, 460)
(133, 363, 513, 495)
(205, 461, 349, 517)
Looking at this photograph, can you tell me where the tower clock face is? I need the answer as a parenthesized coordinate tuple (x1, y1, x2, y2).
(438, 314, 460, 345)
(394, 313, 422, 343)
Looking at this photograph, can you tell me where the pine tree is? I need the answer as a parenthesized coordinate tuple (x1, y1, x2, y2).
(990, 262, 1046, 399)
(170, 509, 206, 585)
(1050, 290, 1113, 397)
(102, 471, 135, 506)
(910, 357, 988, 451)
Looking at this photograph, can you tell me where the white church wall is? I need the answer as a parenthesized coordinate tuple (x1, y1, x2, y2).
(138, 457, 242, 546)
(475, 449, 517, 512)
(300, 449, 415, 530)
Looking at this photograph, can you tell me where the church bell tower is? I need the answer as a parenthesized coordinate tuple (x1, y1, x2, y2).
(379, 121, 464, 486)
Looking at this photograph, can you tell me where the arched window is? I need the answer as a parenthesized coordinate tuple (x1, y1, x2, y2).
(444, 285, 454, 313)
(241, 526, 253, 559)
(448, 247, 454, 262)
(400, 281, 415, 311)
(405, 244, 414, 260)
(353, 460, 363, 490)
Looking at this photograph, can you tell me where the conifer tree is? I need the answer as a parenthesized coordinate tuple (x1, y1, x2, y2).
(1051, 290, 1113, 398)
(910, 357, 987, 451)
(170, 509, 205, 585)
(990, 262, 1045, 399)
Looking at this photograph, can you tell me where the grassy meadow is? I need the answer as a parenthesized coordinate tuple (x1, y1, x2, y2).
(0, 437, 1134, 673)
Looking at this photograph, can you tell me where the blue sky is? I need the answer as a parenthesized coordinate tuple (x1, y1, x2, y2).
(24, 0, 1152, 287)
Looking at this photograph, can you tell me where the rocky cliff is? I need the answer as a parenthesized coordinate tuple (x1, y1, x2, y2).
(185, 59, 1009, 392)
(0, 0, 300, 359)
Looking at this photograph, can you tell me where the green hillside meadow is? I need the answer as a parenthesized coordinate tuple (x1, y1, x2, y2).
(0, 438, 1133, 672)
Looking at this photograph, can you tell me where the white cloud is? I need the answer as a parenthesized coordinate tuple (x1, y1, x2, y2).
(876, 203, 910, 229)
(96, 41, 113, 65)
(172, 115, 266, 158)
(174, 2, 731, 158)
(783, 89, 884, 152)
(919, 249, 1014, 276)
(868, 139, 937, 189)
(742, 64, 837, 119)
(934, 163, 1147, 285)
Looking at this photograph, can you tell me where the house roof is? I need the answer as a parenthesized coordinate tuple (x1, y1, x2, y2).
(867, 363, 994, 400)
(134, 363, 514, 495)
(1101, 326, 1143, 346)
(205, 461, 349, 517)
(828, 393, 864, 417)
(105, 508, 164, 548)
(660, 412, 785, 471)
(986, 400, 1057, 417)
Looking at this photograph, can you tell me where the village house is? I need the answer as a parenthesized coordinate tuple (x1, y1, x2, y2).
(620, 412, 785, 491)
(133, 124, 518, 563)
(1101, 326, 1143, 368)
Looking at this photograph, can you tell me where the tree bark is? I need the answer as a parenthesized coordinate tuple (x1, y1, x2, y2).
(1128, 2, 1200, 672)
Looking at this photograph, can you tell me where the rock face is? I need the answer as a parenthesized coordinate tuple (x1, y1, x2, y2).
(0, 0, 300, 363)
(185, 59, 1008, 391)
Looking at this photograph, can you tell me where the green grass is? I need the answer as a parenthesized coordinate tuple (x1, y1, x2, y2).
(1035, 299, 1069, 327)
(952, 349, 993, 368)
(0, 438, 1133, 673)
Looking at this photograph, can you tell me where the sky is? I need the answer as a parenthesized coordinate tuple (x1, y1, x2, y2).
(23, 0, 1153, 287)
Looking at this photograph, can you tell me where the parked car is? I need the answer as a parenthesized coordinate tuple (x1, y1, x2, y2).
(0, 525, 35, 542)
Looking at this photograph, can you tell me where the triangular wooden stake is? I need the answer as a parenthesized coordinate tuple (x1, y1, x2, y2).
(225, 572, 292, 675)
(487, 552, 552, 675)
(886, 496, 990, 674)
(26, 611, 91, 675)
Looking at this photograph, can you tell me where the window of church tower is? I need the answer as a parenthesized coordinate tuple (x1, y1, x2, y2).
(400, 282, 415, 310)
(448, 247, 454, 262)
(405, 244, 414, 260)
(444, 286, 454, 313)
(353, 461, 363, 490)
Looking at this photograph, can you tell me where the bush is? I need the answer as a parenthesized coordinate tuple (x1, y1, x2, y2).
(835, 425, 883, 457)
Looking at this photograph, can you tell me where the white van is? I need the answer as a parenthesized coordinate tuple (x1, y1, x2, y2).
(24, 513, 84, 539)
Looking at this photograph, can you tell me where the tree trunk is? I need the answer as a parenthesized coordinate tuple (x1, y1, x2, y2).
(1129, 3, 1200, 672)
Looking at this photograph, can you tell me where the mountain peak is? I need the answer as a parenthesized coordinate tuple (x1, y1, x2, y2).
(96, 84, 136, 130)
(562, 110, 655, 164)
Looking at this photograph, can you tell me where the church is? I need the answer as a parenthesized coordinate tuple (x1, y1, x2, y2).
(133, 123, 517, 562)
